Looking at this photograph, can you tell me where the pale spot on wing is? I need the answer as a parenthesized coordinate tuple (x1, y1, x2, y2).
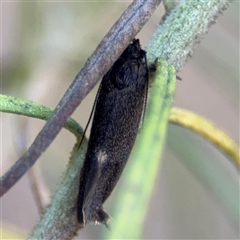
(97, 150, 108, 165)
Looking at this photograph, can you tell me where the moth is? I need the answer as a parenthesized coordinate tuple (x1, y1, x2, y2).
(77, 39, 148, 227)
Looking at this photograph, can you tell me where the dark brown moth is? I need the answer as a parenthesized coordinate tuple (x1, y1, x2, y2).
(77, 39, 148, 227)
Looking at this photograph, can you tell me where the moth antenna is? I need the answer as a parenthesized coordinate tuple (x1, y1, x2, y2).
(142, 54, 149, 126)
(78, 83, 102, 149)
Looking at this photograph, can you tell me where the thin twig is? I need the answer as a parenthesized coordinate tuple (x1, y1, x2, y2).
(0, 0, 162, 197)
(169, 107, 240, 170)
(15, 116, 51, 214)
(28, 163, 51, 214)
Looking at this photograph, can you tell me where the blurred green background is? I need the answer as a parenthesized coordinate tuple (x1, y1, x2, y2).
(1, 1, 239, 239)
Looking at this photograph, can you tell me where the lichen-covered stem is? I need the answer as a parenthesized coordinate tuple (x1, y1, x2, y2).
(146, 0, 229, 70)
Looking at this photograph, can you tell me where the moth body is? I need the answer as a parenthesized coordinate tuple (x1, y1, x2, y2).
(77, 39, 148, 227)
